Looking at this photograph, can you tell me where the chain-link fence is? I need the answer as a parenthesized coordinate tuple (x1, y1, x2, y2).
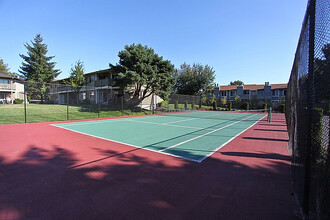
(286, 0, 329, 218)
(0, 81, 157, 124)
(1, 81, 278, 124)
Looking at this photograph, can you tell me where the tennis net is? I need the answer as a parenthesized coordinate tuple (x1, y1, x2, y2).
(157, 107, 270, 122)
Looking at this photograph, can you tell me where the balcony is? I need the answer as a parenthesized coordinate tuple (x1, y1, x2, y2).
(0, 83, 15, 91)
(95, 79, 115, 87)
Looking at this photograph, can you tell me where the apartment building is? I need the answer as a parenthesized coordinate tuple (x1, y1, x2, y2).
(50, 68, 160, 109)
(0, 73, 24, 103)
(50, 69, 119, 105)
(214, 82, 287, 107)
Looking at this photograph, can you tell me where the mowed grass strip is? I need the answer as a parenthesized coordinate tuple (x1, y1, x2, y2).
(0, 104, 152, 124)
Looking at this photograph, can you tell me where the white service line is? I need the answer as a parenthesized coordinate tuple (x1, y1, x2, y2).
(161, 113, 220, 125)
(124, 119, 215, 131)
(160, 114, 256, 152)
(197, 114, 266, 162)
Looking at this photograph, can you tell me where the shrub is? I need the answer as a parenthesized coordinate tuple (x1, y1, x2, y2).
(221, 97, 227, 108)
(14, 99, 23, 104)
(212, 101, 217, 110)
(158, 100, 168, 107)
(174, 100, 178, 109)
(80, 98, 91, 105)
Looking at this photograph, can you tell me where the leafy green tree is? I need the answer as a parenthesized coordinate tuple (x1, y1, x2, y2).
(233, 95, 241, 108)
(19, 34, 61, 103)
(66, 60, 86, 104)
(250, 95, 258, 109)
(174, 63, 215, 95)
(67, 60, 85, 87)
(200, 94, 207, 106)
(229, 80, 244, 85)
(221, 96, 227, 107)
(110, 43, 175, 106)
(0, 59, 13, 76)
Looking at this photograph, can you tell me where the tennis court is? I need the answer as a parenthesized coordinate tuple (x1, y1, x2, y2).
(52, 110, 267, 162)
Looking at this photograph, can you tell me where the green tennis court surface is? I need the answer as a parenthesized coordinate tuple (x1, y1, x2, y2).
(52, 111, 267, 162)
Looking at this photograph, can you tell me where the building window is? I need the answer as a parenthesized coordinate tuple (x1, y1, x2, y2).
(243, 90, 249, 95)
(221, 91, 227, 96)
(284, 90, 286, 96)
(103, 92, 107, 102)
(0, 79, 10, 84)
(230, 91, 236, 96)
(89, 75, 95, 83)
(272, 90, 279, 96)
(257, 90, 264, 94)
(89, 91, 94, 99)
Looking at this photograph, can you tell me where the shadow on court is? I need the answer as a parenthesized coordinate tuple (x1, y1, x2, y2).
(220, 151, 291, 161)
(253, 128, 288, 132)
(0, 113, 297, 219)
(242, 137, 289, 142)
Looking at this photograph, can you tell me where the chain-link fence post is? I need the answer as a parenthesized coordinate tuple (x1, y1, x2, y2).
(66, 89, 69, 121)
(24, 82, 27, 123)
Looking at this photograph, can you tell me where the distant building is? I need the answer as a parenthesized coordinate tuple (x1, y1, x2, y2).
(0, 73, 24, 103)
(50, 69, 161, 110)
(214, 82, 287, 107)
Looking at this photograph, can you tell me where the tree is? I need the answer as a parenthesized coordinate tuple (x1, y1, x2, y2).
(110, 43, 175, 106)
(174, 63, 215, 95)
(0, 59, 13, 76)
(67, 60, 85, 87)
(221, 96, 227, 107)
(66, 60, 86, 104)
(19, 34, 61, 103)
(233, 95, 242, 109)
(229, 80, 244, 85)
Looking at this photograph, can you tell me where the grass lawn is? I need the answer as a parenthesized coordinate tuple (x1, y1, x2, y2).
(0, 104, 152, 124)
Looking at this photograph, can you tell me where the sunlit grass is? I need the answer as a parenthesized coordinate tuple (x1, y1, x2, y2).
(0, 104, 152, 124)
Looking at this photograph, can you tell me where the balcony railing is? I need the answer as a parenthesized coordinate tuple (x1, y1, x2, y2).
(0, 83, 15, 91)
(95, 79, 115, 87)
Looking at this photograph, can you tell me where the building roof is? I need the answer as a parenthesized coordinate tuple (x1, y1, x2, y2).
(53, 68, 112, 82)
(219, 83, 287, 91)
(0, 72, 22, 80)
(271, 84, 287, 89)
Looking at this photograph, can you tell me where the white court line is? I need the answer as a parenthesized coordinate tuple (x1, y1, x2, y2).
(162, 113, 221, 125)
(197, 115, 266, 162)
(51, 115, 164, 127)
(124, 119, 215, 131)
(50, 124, 201, 163)
(160, 114, 257, 152)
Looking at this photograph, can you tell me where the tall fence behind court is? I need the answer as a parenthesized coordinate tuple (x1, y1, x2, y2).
(286, 0, 329, 218)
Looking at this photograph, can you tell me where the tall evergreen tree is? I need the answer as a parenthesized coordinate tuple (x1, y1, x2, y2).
(67, 60, 85, 87)
(65, 60, 86, 104)
(19, 34, 60, 81)
(0, 59, 13, 76)
(19, 34, 61, 103)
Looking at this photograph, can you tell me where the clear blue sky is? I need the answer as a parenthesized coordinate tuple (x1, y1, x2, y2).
(0, 0, 307, 85)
